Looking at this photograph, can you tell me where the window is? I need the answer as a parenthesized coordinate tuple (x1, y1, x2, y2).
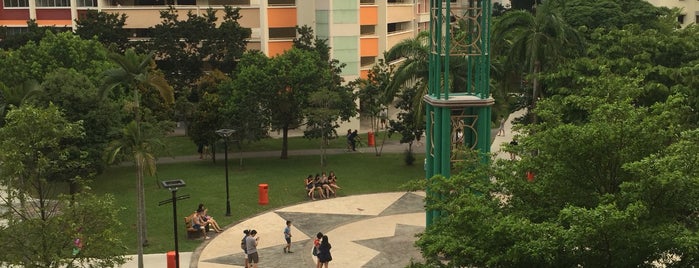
(678, 14, 686, 24)
(37, 0, 70, 7)
(209, 0, 249, 5)
(127, 28, 153, 38)
(360, 0, 375, 4)
(269, 27, 295, 39)
(360, 25, 376, 35)
(360, 56, 376, 67)
(4, 27, 29, 36)
(387, 0, 408, 4)
(77, 0, 97, 6)
(268, 0, 294, 6)
(387, 22, 410, 33)
(3, 0, 29, 7)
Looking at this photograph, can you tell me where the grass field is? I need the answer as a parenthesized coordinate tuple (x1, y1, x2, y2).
(157, 130, 403, 157)
(93, 151, 425, 254)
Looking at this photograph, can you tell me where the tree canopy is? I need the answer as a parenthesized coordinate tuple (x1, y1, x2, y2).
(410, 1, 699, 266)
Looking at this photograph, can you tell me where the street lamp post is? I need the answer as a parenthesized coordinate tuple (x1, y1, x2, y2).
(158, 179, 189, 268)
(216, 129, 235, 217)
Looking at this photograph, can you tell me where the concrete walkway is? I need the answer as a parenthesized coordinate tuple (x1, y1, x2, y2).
(193, 192, 426, 268)
(118, 109, 525, 268)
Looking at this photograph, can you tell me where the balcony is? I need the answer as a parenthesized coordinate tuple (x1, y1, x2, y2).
(101, 5, 260, 29)
(386, 30, 413, 49)
(386, 4, 413, 23)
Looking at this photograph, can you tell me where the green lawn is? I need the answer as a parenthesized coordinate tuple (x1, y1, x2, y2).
(93, 152, 425, 254)
(158, 130, 403, 157)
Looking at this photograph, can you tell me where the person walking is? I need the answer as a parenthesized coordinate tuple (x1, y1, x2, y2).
(345, 129, 353, 151)
(349, 129, 359, 151)
(241, 230, 250, 268)
(497, 117, 506, 136)
(317, 235, 332, 268)
(245, 229, 260, 268)
(283, 220, 293, 253)
(313, 232, 323, 268)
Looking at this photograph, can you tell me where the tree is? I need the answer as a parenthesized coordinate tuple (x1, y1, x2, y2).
(262, 48, 326, 159)
(293, 25, 357, 124)
(384, 31, 429, 117)
(553, 0, 669, 31)
(409, 100, 697, 266)
(304, 88, 342, 167)
(492, 0, 584, 123)
(356, 57, 394, 155)
(0, 20, 66, 50)
(219, 52, 272, 156)
(0, 104, 127, 267)
(387, 84, 425, 165)
(0, 79, 43, 124)
(75, 10, 130, 52)
(409, 5, 699, 266)
(35, 68, 125, 192)
(185, 70, 230, 161)
(101, 48, 174, 268)
(147, 6, 251, 91)
(510, 0, 542, 11)
(0, 31, 112, 88)
(492, 2, 509, 17)
(384, 31, 470, 127)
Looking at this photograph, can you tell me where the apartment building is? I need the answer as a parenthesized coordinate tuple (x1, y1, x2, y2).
(646, 0, 699, 26)
(0, 0, 436, 80)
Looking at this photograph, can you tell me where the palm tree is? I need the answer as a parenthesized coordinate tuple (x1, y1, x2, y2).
(101, 48, 173, 268)
(384, 31, 470, 128)
(0, 80, 43, 122)
(492, 0, 583, 123)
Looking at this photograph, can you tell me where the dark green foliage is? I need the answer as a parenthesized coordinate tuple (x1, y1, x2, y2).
(0, 31, 111, 88)
(0, 105, 126, 267)
(75, 10, 130, 52)
(553, 0, 670, 31)
(36, 69, 125, 188)
(411, 1, 699, 266)
(146, 6, 251, 92)
(0, 20, 68, 50)
(388, 85, 424, 152)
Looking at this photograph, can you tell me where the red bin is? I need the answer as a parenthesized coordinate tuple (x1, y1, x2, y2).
(526, 171, 535, 182)
(258, 184, 269, 205)
(367, 131, 375, 147)
(166, 251, 176, 268)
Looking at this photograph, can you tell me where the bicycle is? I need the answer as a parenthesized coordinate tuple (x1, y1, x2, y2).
(346, 136, 364, 152)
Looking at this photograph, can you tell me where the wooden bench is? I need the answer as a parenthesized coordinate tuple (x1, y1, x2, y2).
(184, 213, 206, 239)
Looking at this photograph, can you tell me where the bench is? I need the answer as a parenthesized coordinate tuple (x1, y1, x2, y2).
(184, 213, 208, 239)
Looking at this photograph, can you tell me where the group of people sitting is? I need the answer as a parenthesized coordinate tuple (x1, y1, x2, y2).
(190, 203, 224, 239)
(305, 171, 341, 200)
